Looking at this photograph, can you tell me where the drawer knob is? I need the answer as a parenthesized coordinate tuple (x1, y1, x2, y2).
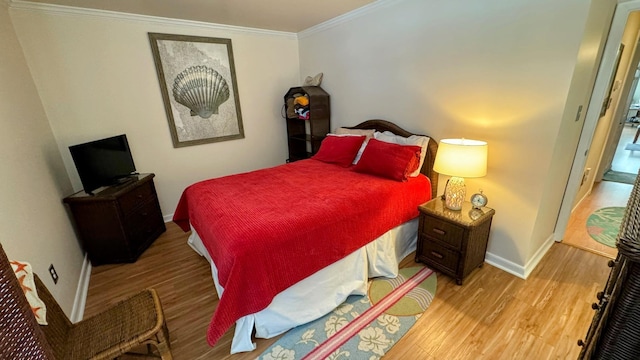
(430, 251, 444, 259)
(137, 194, 143, 199)
(432, 228, 446, 236)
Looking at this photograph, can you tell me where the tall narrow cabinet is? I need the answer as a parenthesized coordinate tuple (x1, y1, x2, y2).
(284, 86, 330, 162)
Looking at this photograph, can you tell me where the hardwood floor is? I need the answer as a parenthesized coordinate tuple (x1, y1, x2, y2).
(562, 181, 629, 259)
(84, 223, 610, 359)
(561, 125, 640, 258)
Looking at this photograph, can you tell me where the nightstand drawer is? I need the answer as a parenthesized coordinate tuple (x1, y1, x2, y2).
(421, 215, 464, 249)
(420, 240, 460, 274)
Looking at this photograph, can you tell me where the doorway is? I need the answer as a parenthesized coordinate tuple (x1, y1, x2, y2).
(600, 38, 640, 183)
(558, 5, 640, 257)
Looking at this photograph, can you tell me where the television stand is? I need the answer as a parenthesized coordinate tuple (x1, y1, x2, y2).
(115, 176, 135, 185)
(63, 173, 166, 265)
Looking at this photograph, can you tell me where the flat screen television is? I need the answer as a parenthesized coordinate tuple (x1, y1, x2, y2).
(69, 134, 137, 195)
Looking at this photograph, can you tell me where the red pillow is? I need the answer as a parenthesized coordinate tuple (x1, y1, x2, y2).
(353, 138, 422, 181)
(312, 135, 366, 167)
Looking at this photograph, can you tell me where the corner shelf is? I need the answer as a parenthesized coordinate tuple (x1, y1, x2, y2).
(284, 86, 330, 162)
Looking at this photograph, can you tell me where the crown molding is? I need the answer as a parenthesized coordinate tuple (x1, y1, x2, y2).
(298, 0, 400, 39)
(7, 0, 297, 39)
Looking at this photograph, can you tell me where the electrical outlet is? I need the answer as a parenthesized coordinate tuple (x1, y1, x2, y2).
(49, 264, 59, 284)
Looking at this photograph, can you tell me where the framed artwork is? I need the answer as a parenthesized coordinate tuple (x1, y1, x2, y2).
(148, 33, 244, 147)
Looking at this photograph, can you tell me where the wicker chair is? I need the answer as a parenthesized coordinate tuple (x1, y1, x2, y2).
(0, 244, 172, 359)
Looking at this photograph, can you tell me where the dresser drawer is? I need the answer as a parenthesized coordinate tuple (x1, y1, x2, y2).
(123, 198, 162, 232)
(421, 215, 464, 250)
(419, 239, 460, 274)
(123, 198, 165, 249)
(118, 181, 154, 212)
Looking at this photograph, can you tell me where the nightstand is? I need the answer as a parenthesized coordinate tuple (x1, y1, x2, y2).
(416, 197, 495, 285)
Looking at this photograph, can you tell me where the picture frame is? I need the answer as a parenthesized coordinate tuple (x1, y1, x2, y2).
(148, 33, 244, 147)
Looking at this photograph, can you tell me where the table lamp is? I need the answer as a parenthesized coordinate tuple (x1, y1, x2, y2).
(433, 139, 488, 210)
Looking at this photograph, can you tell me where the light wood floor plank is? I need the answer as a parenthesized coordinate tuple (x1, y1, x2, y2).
(85, 223, 608, 359)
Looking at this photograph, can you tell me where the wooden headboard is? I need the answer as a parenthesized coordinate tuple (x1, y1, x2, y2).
(348, 119, 439, 199)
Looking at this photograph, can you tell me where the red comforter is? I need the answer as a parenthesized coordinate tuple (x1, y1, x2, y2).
(173, 159, 431, 346)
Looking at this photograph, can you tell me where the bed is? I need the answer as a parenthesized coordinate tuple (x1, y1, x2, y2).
(173, 119, 439, 353)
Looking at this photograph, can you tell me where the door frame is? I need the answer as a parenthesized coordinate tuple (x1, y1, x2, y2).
(598, 38, 640, 181)
(554, 0, 640, 241)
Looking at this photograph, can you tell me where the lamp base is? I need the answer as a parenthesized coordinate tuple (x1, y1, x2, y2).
(443, 177, 465, 211)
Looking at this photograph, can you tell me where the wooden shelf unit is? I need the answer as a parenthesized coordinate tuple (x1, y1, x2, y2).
(284, 86, 330, 162)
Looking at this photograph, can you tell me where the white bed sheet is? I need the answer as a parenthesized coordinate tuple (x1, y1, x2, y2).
(187, 217, 418, 354)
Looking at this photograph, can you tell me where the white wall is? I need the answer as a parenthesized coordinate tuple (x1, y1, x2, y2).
(298, 0, 594, 274)
(3, 0, 612, 289)
(0, 3, 83, 315)
(9, 3, 301, 216)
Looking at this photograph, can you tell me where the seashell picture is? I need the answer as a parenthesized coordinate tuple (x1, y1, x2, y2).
(149, 33, 244, 147)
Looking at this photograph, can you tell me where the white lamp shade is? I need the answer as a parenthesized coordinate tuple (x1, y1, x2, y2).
(433, 139, 488, 178)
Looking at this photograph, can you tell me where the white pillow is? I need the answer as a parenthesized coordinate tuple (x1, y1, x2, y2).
(332, 128, 376, 164)
(374, 131, 430, 177)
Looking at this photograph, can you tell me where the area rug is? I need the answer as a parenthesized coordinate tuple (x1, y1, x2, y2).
(586, 207, 625, 248)
(602, 170, 637, 185)
(624, 143, 640, 151)
(257, 266, 437, 360)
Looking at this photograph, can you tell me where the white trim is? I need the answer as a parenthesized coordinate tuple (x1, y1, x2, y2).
(163, 213, 173, 223)
(70, 253, 91, 323)
(298, 0, 400, 38)
(476, 234, 554, 280)
(556, 187, 593, 241)
(485, 252, 526, 280)
(555, 0, 640, 241)
(7, 0, 297, 39)
(524, 235, 556, 278)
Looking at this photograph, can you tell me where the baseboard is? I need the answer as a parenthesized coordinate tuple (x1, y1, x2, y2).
(163, 213, 173, 223)
(523, 235, 555, 278)
(485, 252, 526, 279)
(572, 187, 592, 214)
(485, 234, 555, 280)
(70, 253, 91, 322)
(68, 214, 172, 321)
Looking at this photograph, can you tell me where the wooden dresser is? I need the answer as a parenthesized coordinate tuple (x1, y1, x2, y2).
(63, 173, 165, 266)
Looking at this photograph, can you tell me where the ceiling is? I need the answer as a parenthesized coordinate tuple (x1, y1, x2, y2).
(21, 0, 376, 32)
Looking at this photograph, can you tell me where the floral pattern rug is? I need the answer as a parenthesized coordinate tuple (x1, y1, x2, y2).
(586, 206, 625, 248)
(258, 266, 437, 360)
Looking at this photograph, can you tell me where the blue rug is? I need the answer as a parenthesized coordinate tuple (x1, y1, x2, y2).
(257, 266, 436, 360)
(624, 143, 640, 151)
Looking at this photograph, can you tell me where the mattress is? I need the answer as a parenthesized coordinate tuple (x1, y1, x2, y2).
(188, 217, 418, 353)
